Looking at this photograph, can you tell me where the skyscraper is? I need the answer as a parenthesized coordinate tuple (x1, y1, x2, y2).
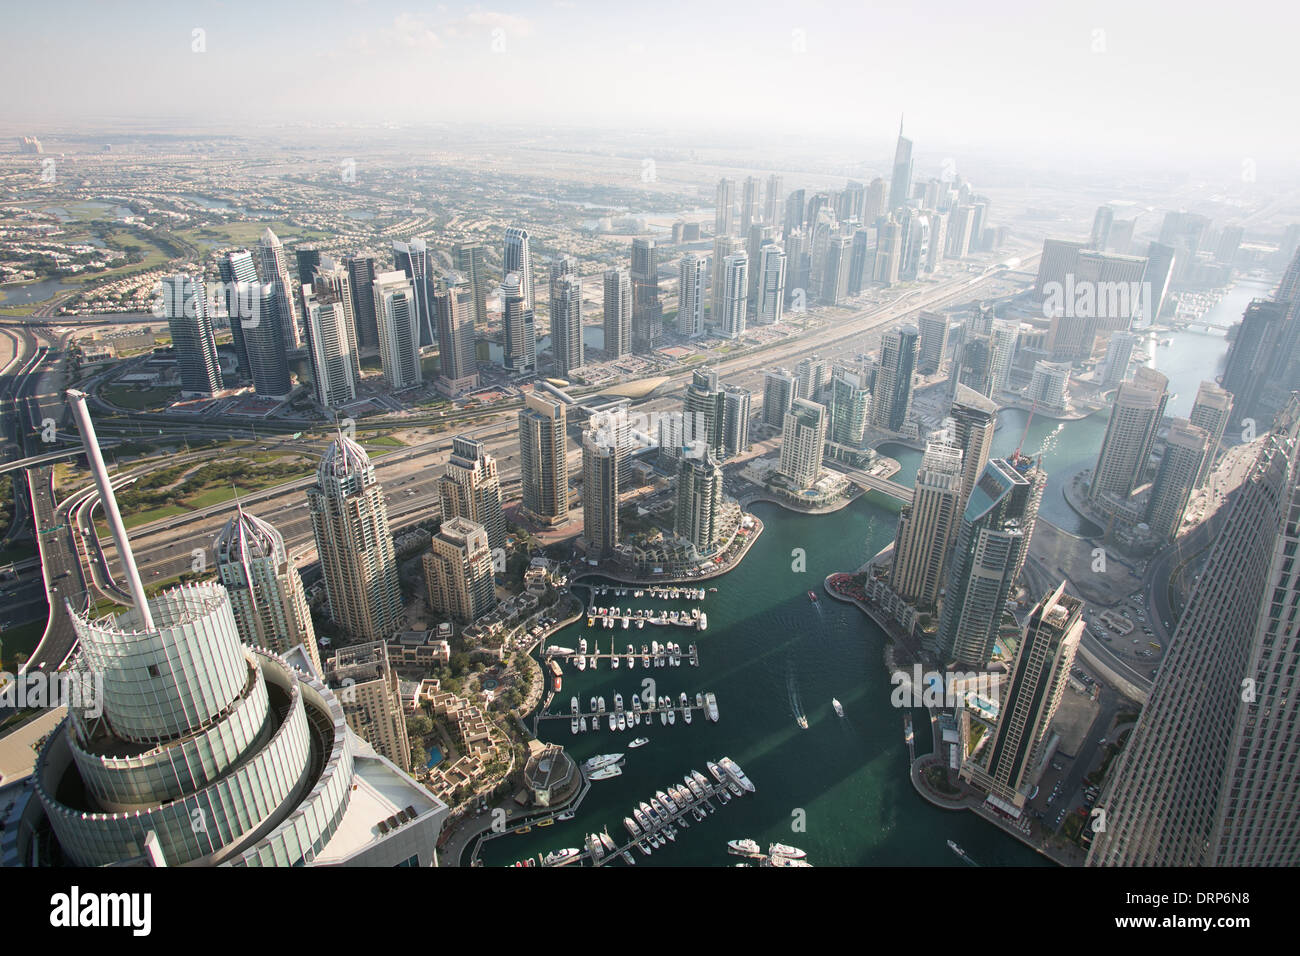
(719, 251, 749, 339)
(1089, 205, 1114, 251)
(503, 227, 534, 310)
(711, 235, 744, 325)
(373, 269, 422, 390)
(961, 582, 1083, 808)
(550, 273, 583, 376)
(675, 452, 724, 554)
(740, 176, 760, 233)
(721, 384, 752, 459)
(987, 320, 1019, 394)
(888, 118, 913, 212)
(1100, 330, 1138, 387)
(891, 441, 964, 608)
(344, 254, 379, 349)
(326, 642, 411, 771)
(764, 173, 783, 227)
(581, 425, 620, 560)
(1089, 366, 1169, 504)
(295, 245, 322, 288)
(631, 237, 661, 352)
(683, 367, 725, 459)
(304, 285, 357, 409)
(873, 217, 902, 285)
(714, 178, 735, 236)
(519, 390, 569, 525)
(677, 253, 707, 338)
(501, 272, 536, 374)
(1088, 400, 1300, 866)
(1146, 418, 1209, 540)
(603, 267, 632, 359)
(778, 398, 828, 489)
(871, 324, 919, 432)
(433, 276, 479, 393)
(214, 506, 323, 678)
(916, 310, 950, 375)
(783, 188, 806, 239)
(828, 365, 870, 448)
(795, 354, 829, 402)
(240, 282, 292, 398)
(423, 517, 496, 624)
(438, 435, 507, 552)
(392, 238, 435, 348)
(762, 368, 797, 429)
(216, 249, 257, 379)
(934, 456, 1045, 667)
(847, 228, 872, 296)
(1188, 381, 1233, 488)
(756, 244, 786, 325)
(308, 437, 404, 643)
(160, 274, 222, 396)
(312, 257, 361, 382)
(453, 240, 489, 327)
(949, 384, 998, 507)
(948, 334, 994, 400)
(257, 227, 302, 349)
(1221, 299, 1290, 420)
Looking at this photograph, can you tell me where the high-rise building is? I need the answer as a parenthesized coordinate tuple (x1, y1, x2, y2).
(683, 367, 725, 459)
(871, 324, 919, 432)
(1026, 361, 1071, 413)
(934, 456, 1045, 667)
(160, 274, 223, 396)
(312, 257, 362, 382)
(631, 237, 661, 352)
(961, 582, 1083, 807)
(16, 395, 446, 868)
(453, 241, 489, 327)
(714, 178, 735, 236)
(828, 366, 870, 448)
(817, 233, 853, 306)
(1221, 298, 1290, 420)
(740, 176, 760, 233)
(501, 272, 536, 374)
(1188, 381, 1233, 488)
(888, 119, 913, 212)
(764, 173, 783, 227)
(438, 435, 506, 551)
(795, 354, 829, 402)
(847, 228, 872, 296)
(987, 320, 1019, 394)
(873, 217, 902, 285)
(549, 273, 583, 376)
(433, 276, 479, 393)
(581, 426, 620, 560)
(675, 452, 725, 554)
(216, 249, 257, 379)
(949, 334, 994, 400)
(946, 205, 975, 260)
(1146, 419, 1209, 540)
(344, 254, 379, 350)
(373, 269, 422, 390)
(711, 235, 744, 324)
(238, 282, 292, 398)
(719, 251, 749, 339)
(423, 517, 496, 624)
(949, 384, 999, 507)
(304, 286, 357, 409)
(327, 642, 411, 770)
(746, 223, 775, 314)
(603, 268, 632, 359)
(755, 244, 786, 326)
(784, 229, 810, 309)
(916, 310, 950, 375)
(1088, 400, 1300, 866)
(1100, 330, 1138, 387)
(1142, 241, 1177, 326)
(257, 227, 302, 349)
(1089, 366, 1169, 504)
(721, 384, 752, 459)
(392, 239, 435, 349)
(1089, 205, 1114, 251)
(891, 441, 964, 607)
(502, 227, 534, 310)
(295, 245, 322, 288)
(308, 437, 404, 643)
(778, 398, 828, 489)
(1158, 210, 1210, 284)
(763, 368, 798, 429)
(677, 253, 707, 338)
(215, 506, 323, 678)
(783, 188, 806, 239)
(519, 390, 569, 525)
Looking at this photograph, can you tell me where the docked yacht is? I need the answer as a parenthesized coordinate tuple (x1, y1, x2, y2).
(705, 693, 719, 722)
(720, 757, 755, 792)
(608, 712, 618, 732)
(681, 692, 692, 724)
(728, 838, 761, 857)
(629, 737, 649, 748)
(597, 696, 606, 714)
(769, 843, 807, 860)
(543, 848, 580, 865)
(582, 753, 623, 773)
(667, 705, 676, 726)
(589, 764, 622, 781)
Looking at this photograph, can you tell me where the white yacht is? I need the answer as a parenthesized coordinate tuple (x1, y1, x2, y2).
(719, 757, 755, 793)
(681, 692, 692, 724)
(705, 693, 719, 722)
(728, 838, 761, 857)
(589, 765, 622, 781)
(832, 698, 844, 717)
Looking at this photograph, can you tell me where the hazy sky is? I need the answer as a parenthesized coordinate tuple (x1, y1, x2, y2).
(4, 0, 1297, 169)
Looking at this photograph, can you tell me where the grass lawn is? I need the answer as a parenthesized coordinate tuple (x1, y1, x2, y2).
(1, 619, 46, 672)
(360, 435, 405, 448)
(120, 503, 193, 530)
(178, 221, 330, 256)
(101, 384, 179, 411)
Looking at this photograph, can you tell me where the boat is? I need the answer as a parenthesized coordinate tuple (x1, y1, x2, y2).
(629, 737, 649, 748)
(769, 843, 807, 860)
(808, 590, 818, 603)
(570, 696, 579, 714)
(582, 753, 624, 773)
(728, 838, 762, 856)
(557, 811, 575, 821)
(622, 617, 629, 630)
(667, 706, 676, 726)
(705, 693, 719, 722)
(571, 717, 580, 735)
(537, 818, 554, 828)
(587, 693, 595, 710)
(617, 712, 626, 731)
(692, 769, 710, 789)
(597, 696, 606, 714)
(599, 832, 617, 853)
(515, 826, 531, 834)
(695, 692, 704, 711)
(590, 765, 622, 781)
(659, 703, 668, 726)
(580, 717, 587, 732)
(693, 807, 706, 822)
(640, 801, 658, 826)
(624, 817, 641, 838)
(796, 715, 808, 729)
(719, 757, 755, 793)
(948, 840, 969, 860)
(608, 713, 618, 731)
(707, 761, 726, 784)
(717, 789, 731, 804)
(681, 692, 692, 724)
(543, 848, 579, 865)
(728, 781, 743, 796)
(614, 693, 623, 713)
(663, 827, 676, 843)
(633, 807, 652, 831)
(766, 855, 812, 867)
(832, 698, 844, 717)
